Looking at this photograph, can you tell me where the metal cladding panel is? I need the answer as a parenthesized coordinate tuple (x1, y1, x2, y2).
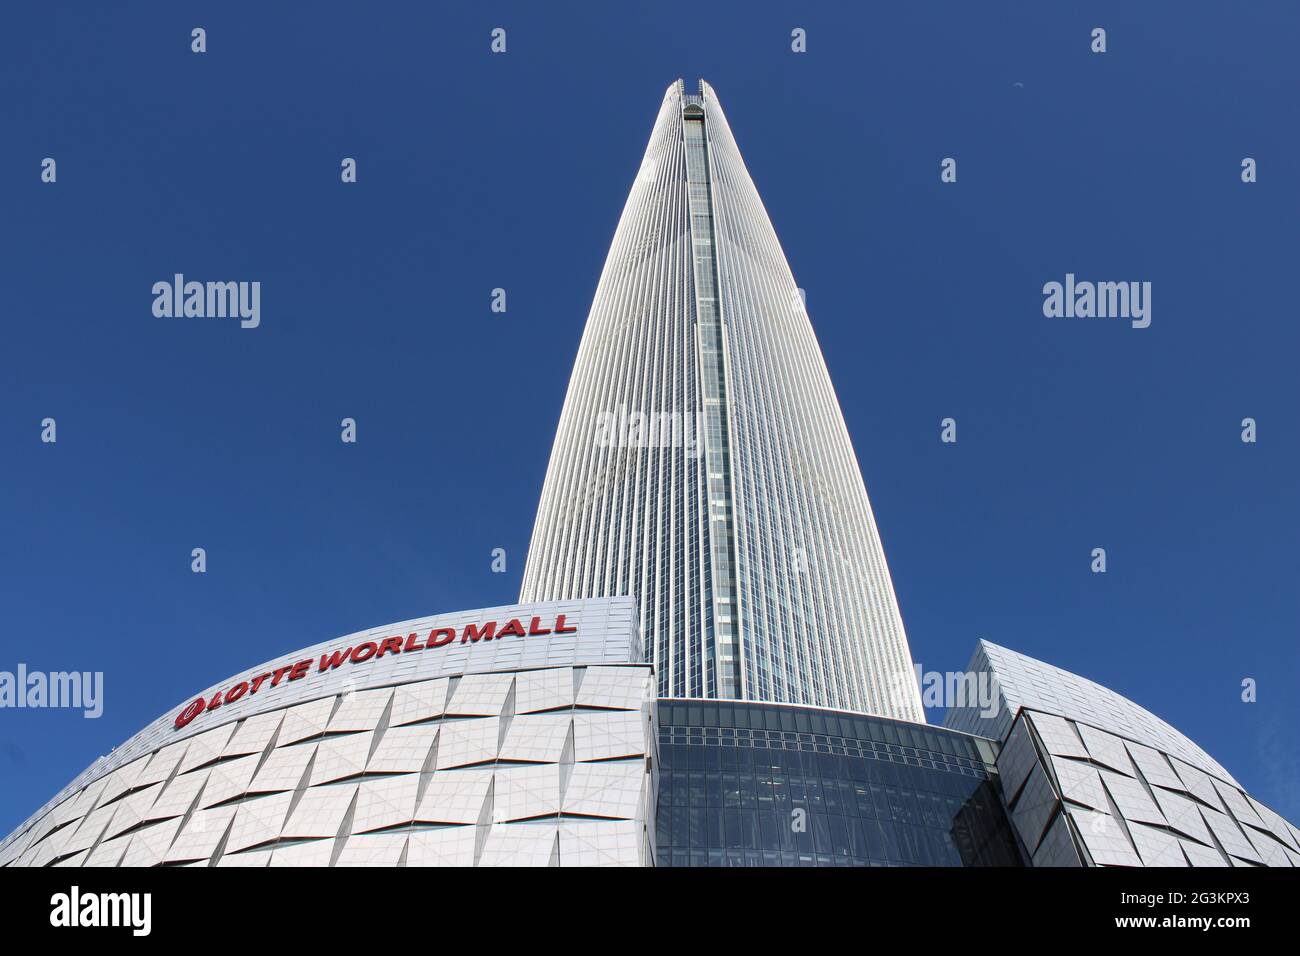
(945, 640, 1240, 787)
(1, 597, 651, 866)
(1127, 821, 1187, 867)
(366, 725, 439, 774)
(352, 776, 420, 834)
(993, 708, 1297, 868)
(519, 79, 922, 721)
(335, 834, 407, 867)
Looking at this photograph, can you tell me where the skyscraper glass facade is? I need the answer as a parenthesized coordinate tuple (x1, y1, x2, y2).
(521, 80, 923, 720)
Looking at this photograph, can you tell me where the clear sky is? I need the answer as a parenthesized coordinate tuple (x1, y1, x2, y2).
(2, 2, 1297, 835)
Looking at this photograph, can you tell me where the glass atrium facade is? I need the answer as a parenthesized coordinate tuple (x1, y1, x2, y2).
(654, 699, 1024, 867)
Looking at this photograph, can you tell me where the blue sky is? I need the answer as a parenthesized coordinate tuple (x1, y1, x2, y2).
(1, 2, 1297, 834)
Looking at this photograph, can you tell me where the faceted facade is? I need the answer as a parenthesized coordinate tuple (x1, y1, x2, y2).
(0, 598, 658, 868)
(945, 641, 1236, 784)
(946, 642, 1300, 867)
(521, 79, 922, 721)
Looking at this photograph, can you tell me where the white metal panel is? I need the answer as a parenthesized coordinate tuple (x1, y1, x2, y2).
(308, 733, 374, 786)
(366, 724, 438, 774)
(282, 784, 358, 839)
(389, 678, 449, 726)
(248, 742, 315, 794)
(494, 765, 561, 822)
(335, 833, 407, 866)
(415, 770, 493, 825)
(223, 792, 294, 854)
(199, 754, 260, 809)
(222, 710, 284, 758)
(446, 673, 514, 717)
(577, 666, 650, 711)
(327, 688, 393, 733)
(166, 805, 237, 863)
(145, 769, 208, 822)
(478, 823, 557, 867)
(498, 713, 572, 763)
(563, 761, 646, 819)
(514, 668, 574, 714)
(435, 719, 499, 770)
(405, 827, 477, 867)
(351, 775, 420, 834)
(573, 711, 648, 762)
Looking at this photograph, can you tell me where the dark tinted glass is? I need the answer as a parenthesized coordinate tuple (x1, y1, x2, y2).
(655, 700, 1024, 867)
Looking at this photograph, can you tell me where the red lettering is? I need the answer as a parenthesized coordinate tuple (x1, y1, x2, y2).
(461, 621, 497, 643)
(428, 627, 457, 648)
(319, 648, 351, 672)
(175, 697, 206, 729)
(496, 619, 526, 639)
(174, 608, 585, 733)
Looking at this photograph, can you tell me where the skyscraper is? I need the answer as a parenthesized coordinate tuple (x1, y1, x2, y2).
(521, 80, 923, 721)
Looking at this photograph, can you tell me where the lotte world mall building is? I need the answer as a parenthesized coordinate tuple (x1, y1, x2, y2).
(3, 80, 1296, 869)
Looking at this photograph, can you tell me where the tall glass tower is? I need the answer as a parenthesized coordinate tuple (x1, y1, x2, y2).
(521, 80, 923, 721)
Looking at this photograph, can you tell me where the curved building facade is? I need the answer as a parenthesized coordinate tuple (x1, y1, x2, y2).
(0, 599, 659, 868)
(945, 642, 1300, 867)
(5, 615, 1294, 868)
(521, 79, 921, 720)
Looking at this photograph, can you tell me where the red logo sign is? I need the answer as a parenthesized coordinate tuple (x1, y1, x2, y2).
(173, 614, 576, 729)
